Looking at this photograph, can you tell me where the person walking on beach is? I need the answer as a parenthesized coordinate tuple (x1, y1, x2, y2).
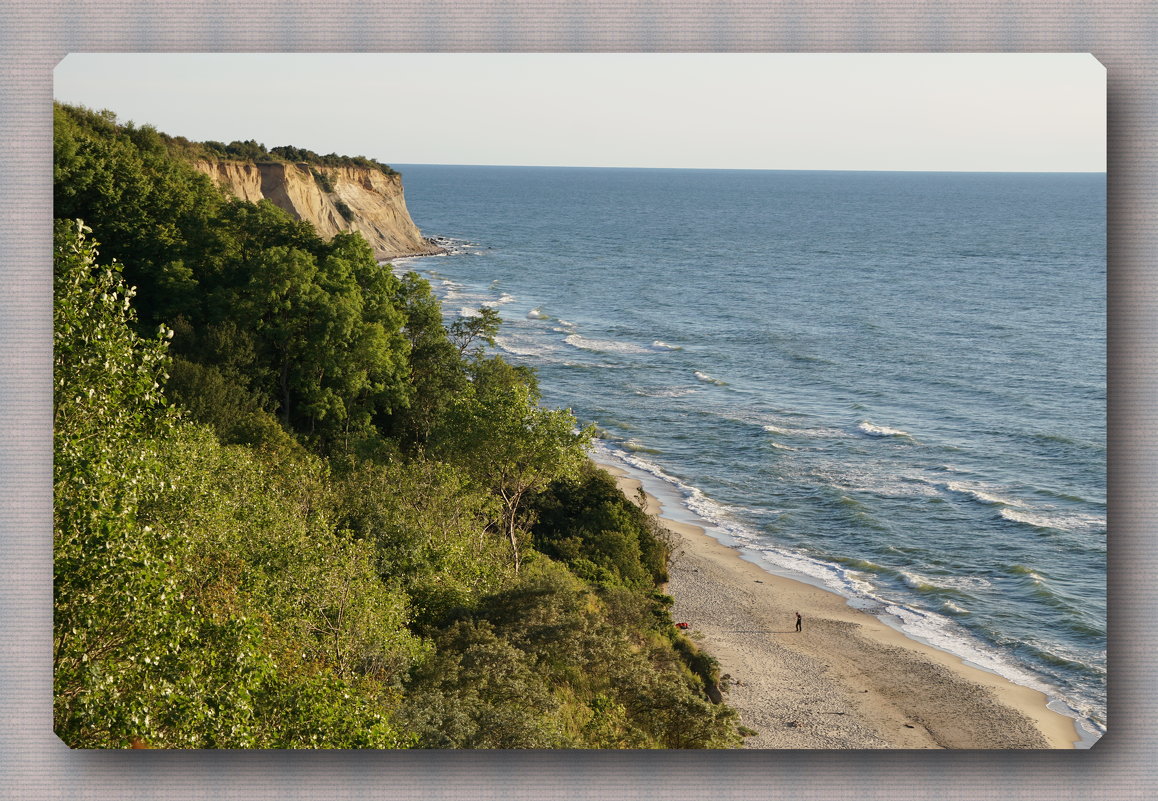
(795, 611, 802, 633)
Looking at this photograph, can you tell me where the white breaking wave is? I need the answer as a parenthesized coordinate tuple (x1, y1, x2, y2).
(755, 420, 850, 439)
(941, 481, 1013, 506)
(481, 293, 516, 308)
(881, 603, 1057, 700)
(564, 334, 651, 355)
(527, 307, 550, 320)
(457, 306, 482, 318)
(651, 340, 683, 351)
(1000, 507, 1107, 534)
(899, 570, 993, 593)
(694, 371, 727, 386)
(763, 424, 796, 435)
(495, 335, 559, 359)
(857, 420, 912, 438)
(588, 438, 1072, 728)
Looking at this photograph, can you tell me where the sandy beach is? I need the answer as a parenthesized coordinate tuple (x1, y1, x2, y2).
(600, 464, 1080, 749)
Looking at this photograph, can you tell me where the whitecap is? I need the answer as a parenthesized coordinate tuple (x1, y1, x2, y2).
(494, 335, 559, 359)
(564, 334, 651, 355)
(1000, 507, 1106, 534)
(651, 340, 683, 351)
(856, 419, 907, 437)
(527, 307, 550, 320)
(694, 371, 727, 386)
(762, 424, 796, 435)
(754, 420, 850, 439)
(941, 481, 1012, 507)
(881, 603, 1057, 701)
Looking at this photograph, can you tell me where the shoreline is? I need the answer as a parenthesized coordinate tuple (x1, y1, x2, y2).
(598, 462, 1081, 749)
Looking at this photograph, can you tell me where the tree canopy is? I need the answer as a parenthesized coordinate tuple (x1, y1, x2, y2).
(52, 103, 742, 749)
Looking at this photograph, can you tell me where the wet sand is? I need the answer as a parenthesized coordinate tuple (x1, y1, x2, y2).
(601, 464, 1079, 749)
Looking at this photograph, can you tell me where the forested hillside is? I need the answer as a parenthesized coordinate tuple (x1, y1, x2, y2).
(52, 102, 741, 748)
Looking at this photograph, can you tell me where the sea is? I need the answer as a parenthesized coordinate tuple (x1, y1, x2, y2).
(391, 165, 1106, 746)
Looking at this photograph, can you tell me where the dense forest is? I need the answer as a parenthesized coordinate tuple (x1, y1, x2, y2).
(53, 102, 742, 748)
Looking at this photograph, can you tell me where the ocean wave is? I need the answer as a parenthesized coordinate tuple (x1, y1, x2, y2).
(633, 386, 699, 398)
(939, 481, 1013, 507)
(457, 306, 482, 318)
(880, 603, 1058, 699)
(756, 545, 881, 599)
(651, 340, 683, 351)
(564, 334, 651, 355)
(760, 422, 850, 439)
(623, 439, 662, 455)
(856, 420, 913, 439)
(769, 441, 798, 451)
(495, 335, 559, 359)
(1007, 563, 1048, 584)
(899, 569, 991, 596)
(526, 307, 550, 320)
(587, 438, 1092, 738)
(999, 507, 1107, 534)
(694, 371, 727, 386)
(762, 424, 795, 435)
(481, 293, 516, 308)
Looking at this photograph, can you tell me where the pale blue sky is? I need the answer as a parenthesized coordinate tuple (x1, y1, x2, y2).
(54, 53, 1105, 172)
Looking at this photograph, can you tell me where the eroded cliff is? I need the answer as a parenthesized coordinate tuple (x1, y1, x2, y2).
(193, 160, 445, 260)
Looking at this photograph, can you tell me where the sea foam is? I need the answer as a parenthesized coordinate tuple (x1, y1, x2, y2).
(694, 371, 727, 386)
(564, 334, 651, 355)
(856, 420, 912, 438)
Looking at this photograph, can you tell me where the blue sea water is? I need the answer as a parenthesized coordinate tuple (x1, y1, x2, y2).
(392, 165, 1106, 744)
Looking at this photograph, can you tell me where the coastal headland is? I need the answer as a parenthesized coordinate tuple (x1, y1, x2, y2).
(599, 463, 1080, 749)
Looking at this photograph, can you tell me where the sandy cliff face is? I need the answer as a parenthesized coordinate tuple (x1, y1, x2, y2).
(193, 160, 444, 260)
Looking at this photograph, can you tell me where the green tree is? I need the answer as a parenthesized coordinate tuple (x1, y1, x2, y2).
(437, 358, 593, 573)
(53, 219, 185, 746)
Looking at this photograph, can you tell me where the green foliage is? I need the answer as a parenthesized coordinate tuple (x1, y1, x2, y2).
(173, 137, 400, 176)
(531, 462, 669, 589)
(435, 357, 594, 573)
(331, 456, 510, 632)
(310, 166, 336, 194)
(54, 104, 224, 325)
(385, 272, 473, 449)
(54, 223, 417, 748)
(269, 144, 399, 175)
(404, 560, 741, 749)
(449, 306, 501, 358)
(53, 106, 743, 749)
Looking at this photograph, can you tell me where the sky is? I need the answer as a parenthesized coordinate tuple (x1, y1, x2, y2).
(53, 53, 1105, 172)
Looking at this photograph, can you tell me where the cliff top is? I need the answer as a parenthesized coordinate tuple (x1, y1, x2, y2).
(167, 136, 399, 176)
(54, 102, 399, 177)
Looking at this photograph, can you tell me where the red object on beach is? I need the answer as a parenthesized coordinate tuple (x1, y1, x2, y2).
(676, 622, 690, 629)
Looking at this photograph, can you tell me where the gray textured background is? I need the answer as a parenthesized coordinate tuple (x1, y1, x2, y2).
(1, 2, 1151, 799)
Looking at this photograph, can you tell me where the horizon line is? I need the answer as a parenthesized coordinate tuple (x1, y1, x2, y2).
(392, 162, 1107, 175)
